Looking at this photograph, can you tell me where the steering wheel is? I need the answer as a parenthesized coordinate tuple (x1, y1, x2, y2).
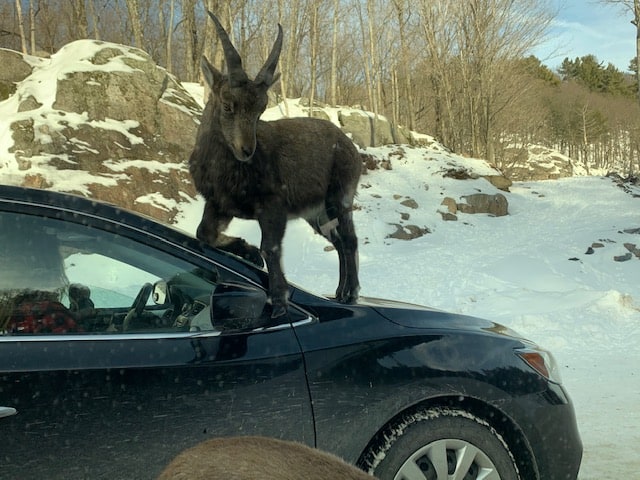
(122, 283, 153, 331)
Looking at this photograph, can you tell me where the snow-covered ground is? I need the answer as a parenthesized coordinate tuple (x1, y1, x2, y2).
(176, 151, 640, 480)
(1, 42, 637, 477)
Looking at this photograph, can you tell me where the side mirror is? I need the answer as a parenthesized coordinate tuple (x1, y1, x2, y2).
(210, 283, 268, 330)
(152, 281, 170, 306)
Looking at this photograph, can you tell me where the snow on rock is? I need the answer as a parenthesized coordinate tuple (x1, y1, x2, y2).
(0, 40, 199, 222)
(507, 144, 589, 180)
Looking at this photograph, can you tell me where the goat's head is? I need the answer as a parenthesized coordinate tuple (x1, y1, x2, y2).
(201, 11, 283, 162)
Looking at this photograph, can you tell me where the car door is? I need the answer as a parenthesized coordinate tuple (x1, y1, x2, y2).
(0, 208, 314, 479)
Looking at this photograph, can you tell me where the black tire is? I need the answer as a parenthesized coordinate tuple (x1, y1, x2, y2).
(368, 408, 520, 480)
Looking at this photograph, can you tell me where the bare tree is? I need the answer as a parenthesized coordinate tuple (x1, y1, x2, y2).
(330, 0, 339, 106)
(417, 0, 460, 149)
(417, 0, 554, 162)
(202, 0, 222, 77)
(308, 0, 320, 116)
(15, 0, 26, 54)
(125, 0, 144, 48)
(87, 0, 100, 40)
(163, 0, 176, 72)
(355, 0, 379, 116)
(598, 0, 640, 101)
(69, 0, 89, 39)
(183, 0, 198, 81)
(391, 0, 416, 129)
(28, 0, 36, 52)
(276, 0, 303, 116)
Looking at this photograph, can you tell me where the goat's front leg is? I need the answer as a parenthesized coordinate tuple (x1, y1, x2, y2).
(197, 199, 263, 266)
(258, 209, 288, 318)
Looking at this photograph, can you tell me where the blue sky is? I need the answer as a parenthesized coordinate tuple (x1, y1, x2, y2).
(532, 0, 637, 72)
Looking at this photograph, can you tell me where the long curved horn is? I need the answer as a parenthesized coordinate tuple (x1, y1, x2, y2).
(207, 11, 248, 86)
(255, 24, 283, 86)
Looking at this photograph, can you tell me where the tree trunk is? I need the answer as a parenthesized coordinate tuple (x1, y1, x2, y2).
(29, 0, 36, 53)
(278, 0, 301, 117)
(308, 2, 319, 117)
(392, 0, 415, 130)
(87, 0, 100, 40)
(366, 0, 380, 116)
(125, 0, 144, 49)
(164, 0, 175, 73)
(635, 0, 640, 102)
(330, 0, 339, 106)
(183, 0, 198, 82)
(15, 0, 27, 54)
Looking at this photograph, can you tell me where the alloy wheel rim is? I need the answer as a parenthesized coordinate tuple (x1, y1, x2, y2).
(393, 438, 501, 480)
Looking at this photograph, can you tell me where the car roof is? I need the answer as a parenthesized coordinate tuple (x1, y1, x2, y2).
(0, 184, 267, 282)
(0, 184, 190, 240)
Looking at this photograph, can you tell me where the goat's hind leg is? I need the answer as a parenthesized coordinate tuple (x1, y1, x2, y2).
(312, 204, 360, 304)
(197, 199, 264, 267)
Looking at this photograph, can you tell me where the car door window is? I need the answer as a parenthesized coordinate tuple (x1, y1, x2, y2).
(0, 211, 267, 335)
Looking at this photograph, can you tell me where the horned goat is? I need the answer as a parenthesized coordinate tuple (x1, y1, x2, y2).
(190, 12, 361, 317)
(157, 436, 375, 480)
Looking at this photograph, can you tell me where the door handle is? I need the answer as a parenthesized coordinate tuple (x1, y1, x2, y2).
(0, 406, 17, 419)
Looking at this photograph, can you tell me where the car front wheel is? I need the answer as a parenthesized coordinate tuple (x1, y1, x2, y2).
(368, 408, 520, 480)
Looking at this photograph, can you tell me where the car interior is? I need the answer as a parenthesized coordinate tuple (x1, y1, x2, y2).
(0, 211, 274, 335)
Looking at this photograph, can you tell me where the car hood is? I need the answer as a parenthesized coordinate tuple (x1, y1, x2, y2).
(358, 296, 524, 339)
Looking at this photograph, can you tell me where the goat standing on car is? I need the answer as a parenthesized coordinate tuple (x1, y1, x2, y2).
(190, 12, 361, 317)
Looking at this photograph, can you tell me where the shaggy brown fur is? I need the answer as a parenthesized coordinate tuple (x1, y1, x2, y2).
(157, 436, 375, 480)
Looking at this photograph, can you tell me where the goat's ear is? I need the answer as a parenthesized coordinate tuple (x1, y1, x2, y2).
(201, 56, 224, 92)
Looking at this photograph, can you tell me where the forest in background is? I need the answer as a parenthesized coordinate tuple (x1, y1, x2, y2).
(1, 0, 640, 176)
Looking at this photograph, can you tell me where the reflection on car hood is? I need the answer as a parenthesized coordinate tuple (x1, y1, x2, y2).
(358, 296, 524, 339)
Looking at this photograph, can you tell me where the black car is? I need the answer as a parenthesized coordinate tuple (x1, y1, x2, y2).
(0, 185, 581, 480)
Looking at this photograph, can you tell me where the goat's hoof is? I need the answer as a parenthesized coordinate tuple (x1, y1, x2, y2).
(245, 250, 265, 268)
(336, 290, 359, 304)
(271, 304, 287, 319)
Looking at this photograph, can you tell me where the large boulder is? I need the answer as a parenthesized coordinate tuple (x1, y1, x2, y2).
(262, 98, 419, 148)
(505, 145, 576, 181)
(458, 193, 509, 216)
(440, 193, 509, 220)
(338, 111, 410, 148)
(0, 48, 41, 100)
(1, 40, 200, 222)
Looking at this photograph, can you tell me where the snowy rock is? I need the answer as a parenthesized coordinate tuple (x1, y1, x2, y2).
(441, 197, 457, 214)
(399, 198, 419, 209)
(439, 197, 458, 221)
(1, 40, 200, 222)
(506, 145, 576, 181)
(458, 193, 509, 217)
(337, 110, 411, 147)
(441, 165, 511, 191)
(439, 193, 508, 219)
(624, 243, 640, 258)
(386, 223, 430, 240)
(0, 48, 37, 100)
(339, 111, 392, 147)
(483, 174, 512, 192)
